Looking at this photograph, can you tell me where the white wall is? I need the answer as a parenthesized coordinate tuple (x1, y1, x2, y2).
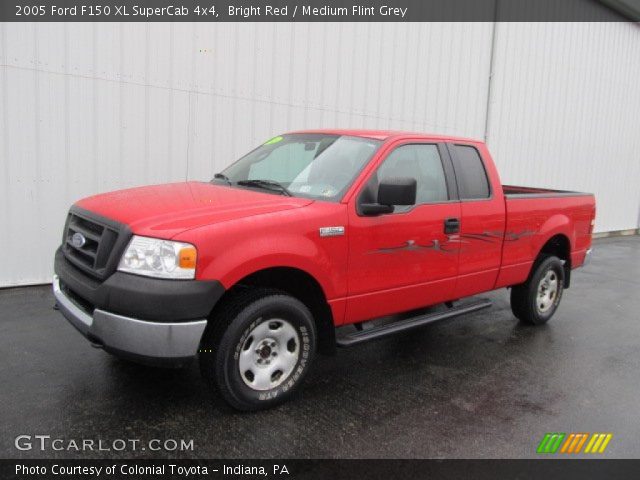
(0, 21, 639, 287)
(486, 22, 640, 233)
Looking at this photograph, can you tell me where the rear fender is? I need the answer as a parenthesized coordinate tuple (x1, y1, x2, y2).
(530, 214, 574, 287)
(534, 214, 574, 259)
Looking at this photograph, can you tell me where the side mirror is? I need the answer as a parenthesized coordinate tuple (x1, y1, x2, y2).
(360, 177, 417, 216)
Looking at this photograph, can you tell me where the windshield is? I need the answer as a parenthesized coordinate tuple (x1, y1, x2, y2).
(215, 134, 381, 201)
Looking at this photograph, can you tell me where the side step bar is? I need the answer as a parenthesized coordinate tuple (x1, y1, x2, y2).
(336, 299, 492, 347)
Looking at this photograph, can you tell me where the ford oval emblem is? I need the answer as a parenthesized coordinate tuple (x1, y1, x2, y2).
(71, 232, 86, 248)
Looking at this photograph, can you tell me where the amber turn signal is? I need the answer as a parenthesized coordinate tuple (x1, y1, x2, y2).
(179, 246, 197, 269)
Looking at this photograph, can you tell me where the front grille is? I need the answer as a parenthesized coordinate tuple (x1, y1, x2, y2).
(62, 209, 128, 280)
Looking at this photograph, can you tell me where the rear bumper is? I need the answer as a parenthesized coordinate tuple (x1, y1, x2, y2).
(53, 275, 207, 365)
(582, 248, 593, 267)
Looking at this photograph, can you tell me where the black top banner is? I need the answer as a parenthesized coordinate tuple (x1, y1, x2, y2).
(0, 0, 636, 22)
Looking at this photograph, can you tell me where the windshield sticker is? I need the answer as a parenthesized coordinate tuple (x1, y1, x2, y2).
(264, 136, 284, 145)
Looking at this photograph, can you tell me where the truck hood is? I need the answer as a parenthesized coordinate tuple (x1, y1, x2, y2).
(75, 181, 313, 238)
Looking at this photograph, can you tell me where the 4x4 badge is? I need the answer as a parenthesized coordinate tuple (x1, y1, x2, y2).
(319, 226, 345, 237)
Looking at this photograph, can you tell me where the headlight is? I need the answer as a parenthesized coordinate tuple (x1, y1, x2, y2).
(118, 235, 197, 280)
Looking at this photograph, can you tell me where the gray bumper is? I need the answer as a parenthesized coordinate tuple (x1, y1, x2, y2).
(582, 248, 593, 267)
(53, 275, 207, 364)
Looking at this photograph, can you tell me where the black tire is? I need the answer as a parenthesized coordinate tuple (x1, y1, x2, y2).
(510, 255, 565, 325)
(199, 288, 316, 411)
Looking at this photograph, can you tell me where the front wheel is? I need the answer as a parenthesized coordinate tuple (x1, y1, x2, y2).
(199, 288, 316, 411)
(510, 255, 565, 325)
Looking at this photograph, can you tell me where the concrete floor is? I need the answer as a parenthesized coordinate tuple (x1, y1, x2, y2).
(1, 236, 639, 459)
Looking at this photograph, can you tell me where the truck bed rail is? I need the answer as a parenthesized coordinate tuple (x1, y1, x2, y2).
(503, 185, 593, 199)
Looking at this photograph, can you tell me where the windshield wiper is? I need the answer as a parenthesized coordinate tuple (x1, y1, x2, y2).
(237, 179, 293, 197)
(212, 173, 232, 185)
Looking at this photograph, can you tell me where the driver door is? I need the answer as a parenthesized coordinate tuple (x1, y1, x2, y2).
(345, 142, 461, 324)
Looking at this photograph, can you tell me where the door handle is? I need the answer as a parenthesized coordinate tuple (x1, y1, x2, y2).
(444, 217, 460, 234)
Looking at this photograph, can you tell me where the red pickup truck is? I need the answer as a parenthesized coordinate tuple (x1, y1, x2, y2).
(53, 130, 595, 410)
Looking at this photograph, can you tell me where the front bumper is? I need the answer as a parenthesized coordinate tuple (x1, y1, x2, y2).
(54, 248, 224, 322)
(53, 275, 207, 365)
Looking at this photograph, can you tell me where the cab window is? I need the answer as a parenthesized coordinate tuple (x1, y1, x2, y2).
(360, 144, 449, 212)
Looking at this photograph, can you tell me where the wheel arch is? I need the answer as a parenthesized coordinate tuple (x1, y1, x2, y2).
(212, 266, 336, 355)
(535, 233, 572, 288)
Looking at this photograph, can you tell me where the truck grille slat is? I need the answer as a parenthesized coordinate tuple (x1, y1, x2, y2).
(68, 222, 103, 243)
(65, 239, 97, 258)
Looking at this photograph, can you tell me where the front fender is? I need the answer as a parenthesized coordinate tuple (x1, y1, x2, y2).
(172, 201, 348, 305)
(182, 223, 347, 301)
(211, 234, 341, 299)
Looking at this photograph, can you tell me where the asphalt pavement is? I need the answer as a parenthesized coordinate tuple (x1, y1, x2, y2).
(1, 236, 639, 459)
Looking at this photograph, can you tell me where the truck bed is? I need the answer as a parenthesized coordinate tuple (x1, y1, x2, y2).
(496, 185, 596, 290)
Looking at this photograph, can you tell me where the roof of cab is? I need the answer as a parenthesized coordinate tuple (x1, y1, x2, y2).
(288, 128, 482, 144)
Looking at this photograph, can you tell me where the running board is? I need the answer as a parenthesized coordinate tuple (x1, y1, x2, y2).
(336, 299, 492, 347)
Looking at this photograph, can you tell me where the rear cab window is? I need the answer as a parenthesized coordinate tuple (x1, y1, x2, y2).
(449, 144, 491, 200)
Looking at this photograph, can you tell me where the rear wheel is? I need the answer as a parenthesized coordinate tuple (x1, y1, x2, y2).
(510, 255, 565, 325)
(199, 288, 316, 411)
